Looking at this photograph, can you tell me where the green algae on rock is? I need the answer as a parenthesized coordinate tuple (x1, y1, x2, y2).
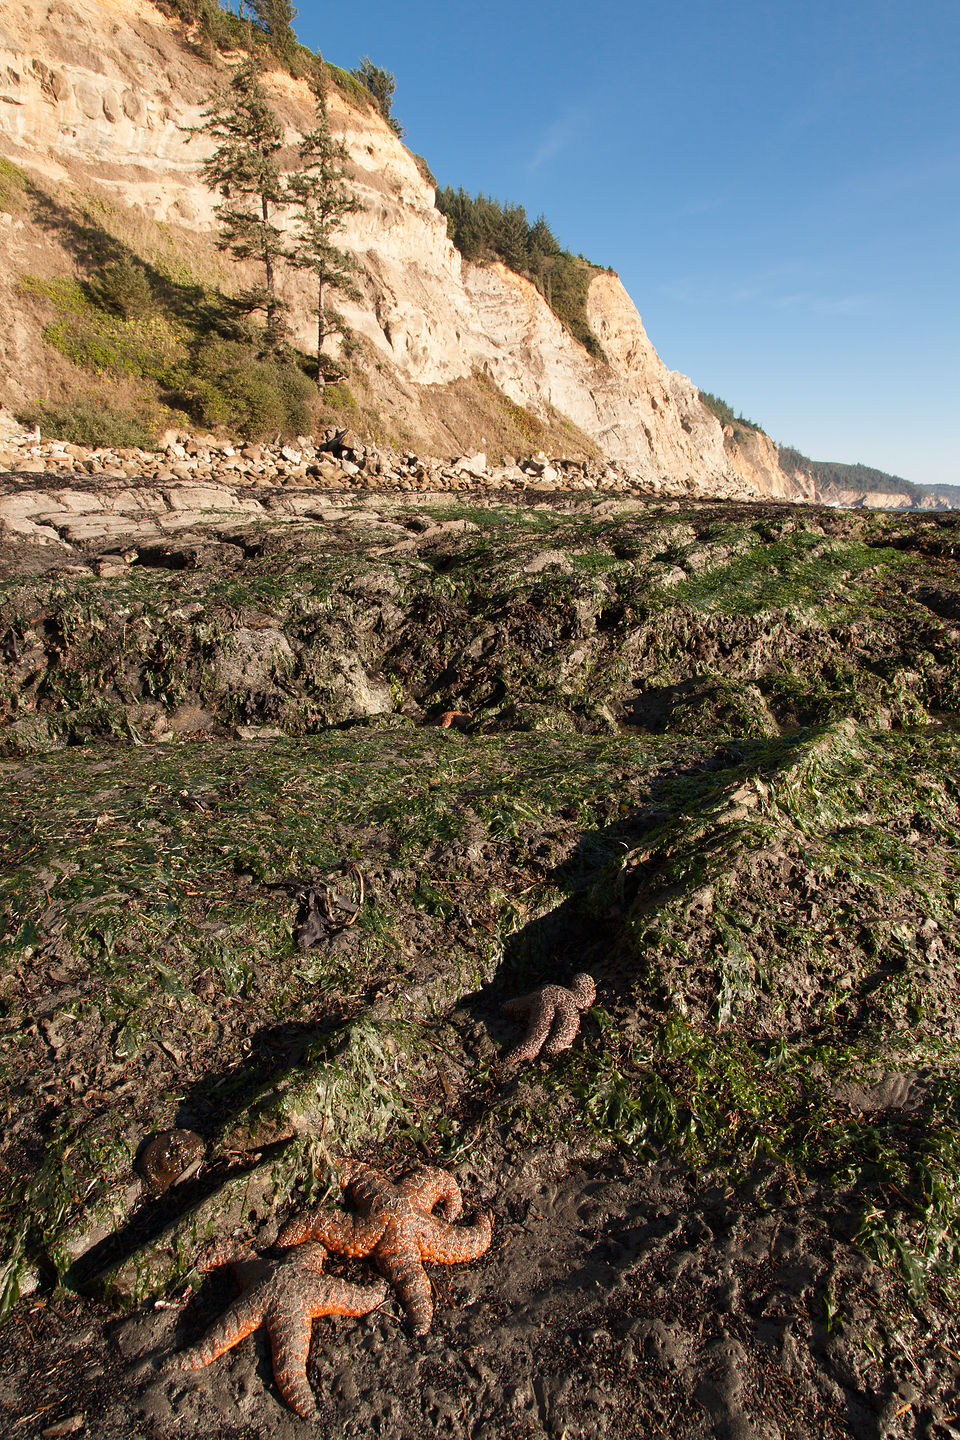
(1, 496, 959, 1440)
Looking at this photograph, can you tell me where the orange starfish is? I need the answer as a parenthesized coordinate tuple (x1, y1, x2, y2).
(278, 1160, 492, 1335)
(175, 1238, 386, 1419)
(438, 709, 472, 728)
(501, 972, 596, 1064)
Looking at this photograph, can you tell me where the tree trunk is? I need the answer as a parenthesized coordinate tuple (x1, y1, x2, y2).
(262, 193, 278, 347)
(316, 279, 324, 388)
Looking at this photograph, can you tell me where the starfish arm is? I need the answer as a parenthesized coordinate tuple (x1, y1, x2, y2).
(278, 1208, 347, 1248)
(264, 1313, 318, 1420)
(176, 1293, 264, 1370)
(278, 1209, 386, 1254)
(337, 1156, 373, 1188)
(569, 972, 596, 1008)
(418, 1210, 493, 1264)
(500, 994, 532, 1018)
(541, 1000, 582, 1055)
(192, 1239, 269, 1292)
(397, 1167, 463, 1221)
(503, 994, 555, 1064)
(311, 1275, 389, 1317)
(195, 1238, 257, 1272)
(343, 1163, 394, 1213)
(226, 1257, 273, 1290)
(377, 1239, 434, 1336)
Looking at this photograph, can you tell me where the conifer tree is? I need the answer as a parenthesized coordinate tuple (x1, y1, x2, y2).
(191, 57, 288, 349)
(246, 0, 298, 64)
(352, 56, 404, 137)
(286, 68, 362, 385)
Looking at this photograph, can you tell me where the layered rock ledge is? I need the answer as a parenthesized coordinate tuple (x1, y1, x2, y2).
(0, 418, 764, 551)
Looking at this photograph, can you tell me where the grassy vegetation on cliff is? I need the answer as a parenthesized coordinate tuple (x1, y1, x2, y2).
(5, 63, 382, 447)
(14, 192, 325, 444)
(150, 0, 405, 131)
(435, 187, 609, 361)
(0, 158, 29, 215)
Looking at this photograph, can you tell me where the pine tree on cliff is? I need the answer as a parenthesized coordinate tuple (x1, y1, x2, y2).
(247, 0, 298, 66)
(190, 57, 288, 350)
(351, 56, 404, 137)
(286, 66, 361, 386)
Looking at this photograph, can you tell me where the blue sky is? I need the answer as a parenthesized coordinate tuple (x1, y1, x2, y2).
(293, 1, 959, 486)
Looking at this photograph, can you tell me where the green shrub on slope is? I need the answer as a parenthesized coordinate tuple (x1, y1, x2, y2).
(0, 158, 28, 215)
(19, 275, 186, 382)
(171, 339, 314, 439)
(17, 397, 160, 448)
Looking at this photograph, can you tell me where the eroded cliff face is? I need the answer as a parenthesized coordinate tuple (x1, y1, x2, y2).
(726, 429, 817, 503)
(0, 0, 800, 498)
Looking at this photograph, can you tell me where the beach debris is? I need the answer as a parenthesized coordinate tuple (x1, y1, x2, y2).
(137, 1129, 205, 1194)
(266, 863, 365, 949)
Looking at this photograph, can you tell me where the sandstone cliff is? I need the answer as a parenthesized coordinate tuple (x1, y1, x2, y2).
(0, 0, 773, 497)
(0, 0, 937, 508)
(725, 429, 813, 503)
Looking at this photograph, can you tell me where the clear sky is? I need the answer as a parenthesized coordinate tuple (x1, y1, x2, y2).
(292, 1, 959, 486)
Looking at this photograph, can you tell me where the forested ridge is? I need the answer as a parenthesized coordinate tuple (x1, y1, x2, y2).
(778, 446, 960, 503)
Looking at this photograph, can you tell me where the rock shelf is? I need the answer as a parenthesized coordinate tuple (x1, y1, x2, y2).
(0, 415, 762, 552)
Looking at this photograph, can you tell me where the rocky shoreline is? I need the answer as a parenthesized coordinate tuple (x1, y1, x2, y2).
(0, 407, 763, 553)
(2, 479, 960, 1438)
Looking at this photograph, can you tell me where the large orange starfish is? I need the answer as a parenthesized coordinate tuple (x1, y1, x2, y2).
(174, 1238, 386, 1419)
(278, 1160, 492, 1335)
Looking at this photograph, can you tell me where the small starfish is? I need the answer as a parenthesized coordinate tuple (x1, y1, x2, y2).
(501, 972, 596, 1064)
(438, 710, 472, 728)
(174, 1239, 386, 1419)
(278, 1160, 492, 1335)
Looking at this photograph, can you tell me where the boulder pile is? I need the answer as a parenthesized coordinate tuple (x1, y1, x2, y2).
(0, 414, 763, 549)
(0, 411, 759, 499)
